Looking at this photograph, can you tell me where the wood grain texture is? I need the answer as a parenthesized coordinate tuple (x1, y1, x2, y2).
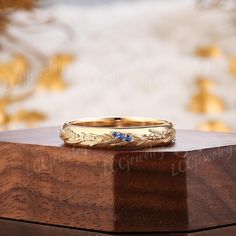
(0, 127, 235, 233)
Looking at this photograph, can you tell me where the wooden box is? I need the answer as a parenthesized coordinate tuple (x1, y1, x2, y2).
(0, 127, 236, 235)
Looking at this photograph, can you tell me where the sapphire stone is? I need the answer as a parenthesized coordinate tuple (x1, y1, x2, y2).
(118, 133, 125, 140)
(126, 134, 132, 142)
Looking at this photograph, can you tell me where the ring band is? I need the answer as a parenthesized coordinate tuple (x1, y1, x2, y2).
(60, 117, 176, 149)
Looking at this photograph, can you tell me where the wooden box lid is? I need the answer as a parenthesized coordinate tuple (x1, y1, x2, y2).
(0, 127, 235, 233)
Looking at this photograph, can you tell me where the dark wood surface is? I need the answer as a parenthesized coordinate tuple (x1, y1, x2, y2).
(0, 127, 235, 233)
(0, 218, 236, 236)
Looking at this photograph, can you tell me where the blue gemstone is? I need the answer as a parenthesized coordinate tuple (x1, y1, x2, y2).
(126, 134, 132, 142)
(118, 133, 125, 140)
(113, 131, 118, 137)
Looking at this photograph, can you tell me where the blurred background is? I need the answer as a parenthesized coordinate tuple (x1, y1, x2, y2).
(0, 0, 236, 132)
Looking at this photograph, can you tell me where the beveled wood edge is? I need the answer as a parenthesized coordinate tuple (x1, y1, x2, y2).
(0, 217, 236, 236)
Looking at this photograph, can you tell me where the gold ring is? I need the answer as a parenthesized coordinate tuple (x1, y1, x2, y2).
(60, 117, 176, 149)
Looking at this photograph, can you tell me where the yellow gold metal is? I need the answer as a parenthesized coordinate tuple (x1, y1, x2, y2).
(60, 117, 176, 149)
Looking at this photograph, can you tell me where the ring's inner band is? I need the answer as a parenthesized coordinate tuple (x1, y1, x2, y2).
(70, 117, 170, 128)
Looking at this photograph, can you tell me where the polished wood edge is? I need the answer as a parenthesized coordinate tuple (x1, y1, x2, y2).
(0, 218, 236, 236)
